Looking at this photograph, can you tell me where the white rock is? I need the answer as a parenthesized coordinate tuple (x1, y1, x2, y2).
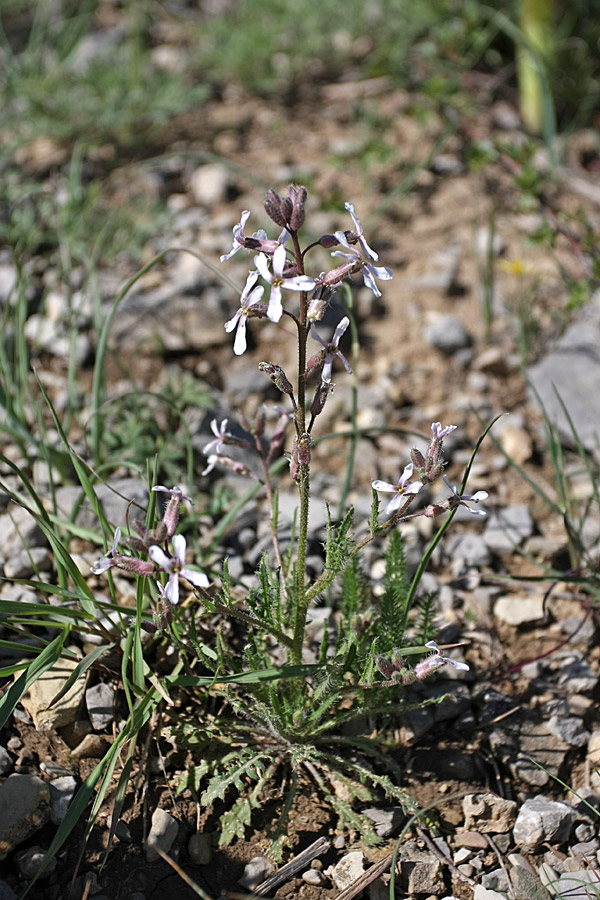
(21, 657, 86, 731)
(238, 856, 274, 889)
(494, 593, 545, 625)
(329, 851, 365, 890)
(188, 163, 232, 206)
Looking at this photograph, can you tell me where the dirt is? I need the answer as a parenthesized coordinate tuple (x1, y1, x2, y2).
(4, 46, 600, 900)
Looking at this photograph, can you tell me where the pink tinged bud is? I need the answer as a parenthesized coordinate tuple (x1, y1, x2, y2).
(264, 189, 288, 227)
(254, 408, 266, 437)
(319, 234, 340, 249)
(117, 556, 156, 577)
(258, 361, 294, 395)
(424, 502, 448, 518)
(410, 448, 426, 469)
(310, 381, 332, 417)
(287, 184, 307, 230)
(297, 434, 312, 467)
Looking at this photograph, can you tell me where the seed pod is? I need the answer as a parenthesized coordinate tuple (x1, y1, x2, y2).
(258, 362, 293, 396)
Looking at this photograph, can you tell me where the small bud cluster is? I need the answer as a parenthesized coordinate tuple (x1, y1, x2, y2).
(375, 640, 469, 686)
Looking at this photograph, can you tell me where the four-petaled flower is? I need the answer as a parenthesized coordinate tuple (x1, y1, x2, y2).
(220, 210, 252, 262)
(91, 527, 121, 574)
(372, 463, 423, 514)
(152, 484, 193, 504)
(443, 476, 488, 516)
(203, 419, 230, 457)
(310, 317, 352, 384)
(254, 244, 316, 323)
(331, 230, 392, 299)
(343, 202, 380, 261)
(224, 271, 265, 355)
(431, 422, 456, 441)
(149, 534, 209, 605)
(414, 641, 470, 678)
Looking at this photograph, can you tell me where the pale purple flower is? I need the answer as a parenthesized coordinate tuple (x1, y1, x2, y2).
(202, 454, 219, 476)
(443, 476, 488, 516)
(224, 270, 265, 355)
(203, 419, 230, 457)
(331, 231, 392, 299)
(310, 316, 352, 384)
(414, 641, 470, 678)
(152, 485, 193, 504)
(372, 463, 423, 514)
(91, 527, 121, 574)
(343, 201, 379, 262)
(254, 244, 316, 323)
(220, 210, 252, 262)
(149, 534, 209, 605)
(431, 423, 457, 441)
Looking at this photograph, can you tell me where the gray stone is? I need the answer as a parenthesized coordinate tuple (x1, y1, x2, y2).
(484, 505, 534, 553)
(0, 775, 51, 859)
(49, 776, 77, 824)
(302, 868, 327, 886)
(556, 870, 600, 900)
(0, 746, 13, 776)
(412, 241, 461, 293)
(14, 845, 56, 880)
(547, 715, 590, 747)
(188, 832, 212, 865)
(513, 799, 576, 851)
(399, 841, 445, 894)
(447, 532, 492, 567)
(527, 291, 600, 456)
(144, 808, 179, 863)
(238, 856, 275, 889)
(424, 314, 472, 355)
(481, 869, 510, 892)
(86, 682, 115, 731)
(3, 546, 52, 579)
(329, 851, 365, 890)
(556, 656, 597, 693)
(56, 478, 148, 532)
(463, 793, 518, 833)
(362, 806, 404, 838)
(0, 505, 45, 565)
(474, 886, 509, 900)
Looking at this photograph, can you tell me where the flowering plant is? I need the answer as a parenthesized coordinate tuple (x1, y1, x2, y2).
(90, 185, 489, 854)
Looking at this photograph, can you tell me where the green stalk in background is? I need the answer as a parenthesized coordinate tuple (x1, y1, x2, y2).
(517, 0, 555, 136)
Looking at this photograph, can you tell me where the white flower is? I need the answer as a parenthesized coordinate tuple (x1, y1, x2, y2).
(91, 528, 121, 574)
(203, 419, 230, 457)
(224, 271, 265, 355)
(414, 641, 470, 678)
(220, 210, 252, 262)
(310, 316, 352, 384)
(331, 231, 392, 299)
(149, 534, 209, 605)
(443, 476, 488, 516)
(372, 463, 423, 514)
(254, 244, 316, 323)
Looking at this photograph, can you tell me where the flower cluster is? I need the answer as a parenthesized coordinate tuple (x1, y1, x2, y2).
(371, 422, 488, 522)
(91, 486, 209, 607)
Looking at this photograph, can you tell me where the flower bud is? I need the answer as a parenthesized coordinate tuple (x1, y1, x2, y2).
(254, 407, 266, 437)
(410, 448, 426, 469)
(310, 381, 331, 418)
(319, 234, 339, 249)
(297, 434, 312, 466)
(258, 361, 293, 395)
(264, 189, 288, 227)
(287, 184, 307, 230)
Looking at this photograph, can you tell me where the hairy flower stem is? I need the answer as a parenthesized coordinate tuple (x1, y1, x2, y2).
(290, 228, 311, 666)
(257, 439, 289, 601)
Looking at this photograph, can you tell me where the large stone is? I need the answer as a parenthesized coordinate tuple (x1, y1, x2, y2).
(0, 775, 51, 859)
(144, 808, 179, 863)
(463, 793, 518, 833)
(513, 798, 576, 851)
(527, 290, 600, 456)
(20, 657, 86, 731)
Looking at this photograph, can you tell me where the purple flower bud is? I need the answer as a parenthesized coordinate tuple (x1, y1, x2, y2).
(297, 434, 311, 467)
(264, 189, 288, 227)
(287, 184, 308, 230)
(319, 234, 340, 249)
(310, 381, 332, 417)
(258, 361, 294, 395)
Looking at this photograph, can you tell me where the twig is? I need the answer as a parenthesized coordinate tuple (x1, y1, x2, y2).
(486, 834, 517, 900)
(252, 836, 331, 895)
